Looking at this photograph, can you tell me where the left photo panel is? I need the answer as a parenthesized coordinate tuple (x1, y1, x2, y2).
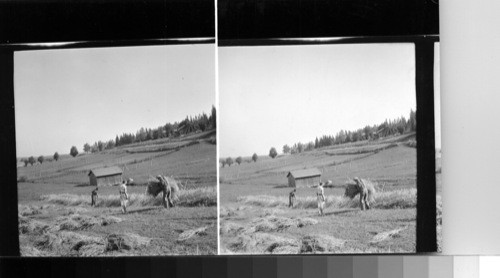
(14, 43, 217, 256)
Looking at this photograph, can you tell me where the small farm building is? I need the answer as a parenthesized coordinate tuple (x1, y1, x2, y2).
(287, 168, 322, 188)
(88, 166, 123, 186)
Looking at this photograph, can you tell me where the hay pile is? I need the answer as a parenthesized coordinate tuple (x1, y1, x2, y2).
(300, 234, 346, 253)
(227, 232, 348, 254)
(54, 214, 122, 231)
(238, 188, 416, 210)
(18, 205, 42, 216)
(177, 226, 208, 242)
(41, 186, 216, 208)
(20, 245, 47, 256)
(227, 232, 299, 254)
(146, 176, 180, 199)
(63, 207, 89, 215)
(250, 215, 319, 233)
(220, 206, 237, 218)
(344, 178, 376, 202)
(220, 221, 244, 235)
(105, 233, 151, 252)
(35, 231, 105, 256)
(18, 215, 49, 235)
(370, 227, 407, 244)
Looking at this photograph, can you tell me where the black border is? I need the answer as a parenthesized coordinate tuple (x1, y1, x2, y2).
(218, 0, 439, 40)
(0, 0, 215, 44)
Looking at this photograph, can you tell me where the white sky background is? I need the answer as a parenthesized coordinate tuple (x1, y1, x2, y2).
(220, 43, 417, 158)
(15, 44, 215, 157)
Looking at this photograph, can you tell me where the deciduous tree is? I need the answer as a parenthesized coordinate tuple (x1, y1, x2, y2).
(269, 147, 278, 159)
(252, 153, 258, 162)
(70, 146, 79, 157)
(235, 156, 242, 165)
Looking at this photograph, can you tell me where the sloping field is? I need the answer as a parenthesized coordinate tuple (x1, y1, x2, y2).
(17, 131, 217, 256)
(219, 134, 425, 254)
(17, 131, 216, 187)
(220, 135, 416, 190)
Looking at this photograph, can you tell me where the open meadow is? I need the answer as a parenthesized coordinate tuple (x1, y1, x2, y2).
(17, 131, 217, 256)
(219, 133, 442, 254)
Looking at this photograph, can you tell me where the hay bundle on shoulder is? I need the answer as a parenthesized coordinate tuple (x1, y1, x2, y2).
(146, 176, 179, 198)
(146, 175, 180, 208)
(344, 178, 376, 203)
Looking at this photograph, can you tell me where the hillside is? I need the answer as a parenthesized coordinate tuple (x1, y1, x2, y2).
(219, 133, 426, 254)
(17, 130, 216, 188)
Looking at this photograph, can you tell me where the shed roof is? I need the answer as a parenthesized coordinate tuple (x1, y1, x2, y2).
(88, 166, 123, 178)
(287, 168, 322, 179)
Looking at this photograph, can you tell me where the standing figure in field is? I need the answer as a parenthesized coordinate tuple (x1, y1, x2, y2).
(316, 182, 326, 216)
(289, 189, 296, 208)
(344, 177, 376, 211)
(119, 180, 129, 214)
(91, 187, 98, 207)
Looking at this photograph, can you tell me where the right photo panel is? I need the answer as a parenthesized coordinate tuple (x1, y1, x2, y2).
(220, 42, 419, 254)
(218, 0, 439, 255)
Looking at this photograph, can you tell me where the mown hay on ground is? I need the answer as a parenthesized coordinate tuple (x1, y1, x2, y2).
(300, 234, 346, 253)
(18, 215, 49, 235)
(237, 188, 416, 210)
(20, 245, 47, 256)
(370, 227, 407, 244)
(177, 226, 208, 242)
(40, 186, 216, 208)
(54, 214, 122, 231)
(18, 205, 42, 216)
(105, 233, 151, 252)
(227, 232, 300, 254)
(248, 215, 319, 233)
(220, 221, 244, 235)
(35, 231, 105, 256)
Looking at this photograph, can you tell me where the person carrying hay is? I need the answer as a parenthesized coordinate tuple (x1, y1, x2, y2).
(346, 177, 373, 211)
(156, 175, 175, 208)
(289, 189, 296, 208)
(119, 180, 129, 213)
(91, 187, 98, 207)
(316, 182, 326, 216)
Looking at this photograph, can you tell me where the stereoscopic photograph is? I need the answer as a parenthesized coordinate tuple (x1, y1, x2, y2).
(219, 42, 440, 254)
(15, 43, 217, 256)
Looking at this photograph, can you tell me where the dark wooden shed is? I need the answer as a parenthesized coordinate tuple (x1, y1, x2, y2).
(287, 168, 322, 188)
(88, 166, 123, 186)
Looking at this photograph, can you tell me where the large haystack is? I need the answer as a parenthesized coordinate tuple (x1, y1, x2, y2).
(344, 178, 376, 202)
(146, 175, 180, 200)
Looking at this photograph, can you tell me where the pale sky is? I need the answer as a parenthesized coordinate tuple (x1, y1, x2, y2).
(15, 44, 215, 157)
(219, 43, 417, 158)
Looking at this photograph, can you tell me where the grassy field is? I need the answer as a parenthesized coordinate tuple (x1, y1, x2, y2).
(17, 131, 217, 256)
(220, 133, 441, 254)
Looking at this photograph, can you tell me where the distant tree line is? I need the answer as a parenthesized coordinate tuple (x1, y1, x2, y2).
(220, 153, 258, 168)
(20, 106, 216, 165)
(84, 105, 216, 153)
(282, 109, 416, 155)
(219, 110, 415, 168)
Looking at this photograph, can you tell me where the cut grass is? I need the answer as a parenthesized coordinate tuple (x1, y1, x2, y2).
(236, 188, 418, 210)
(40, 187, 216, 208)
